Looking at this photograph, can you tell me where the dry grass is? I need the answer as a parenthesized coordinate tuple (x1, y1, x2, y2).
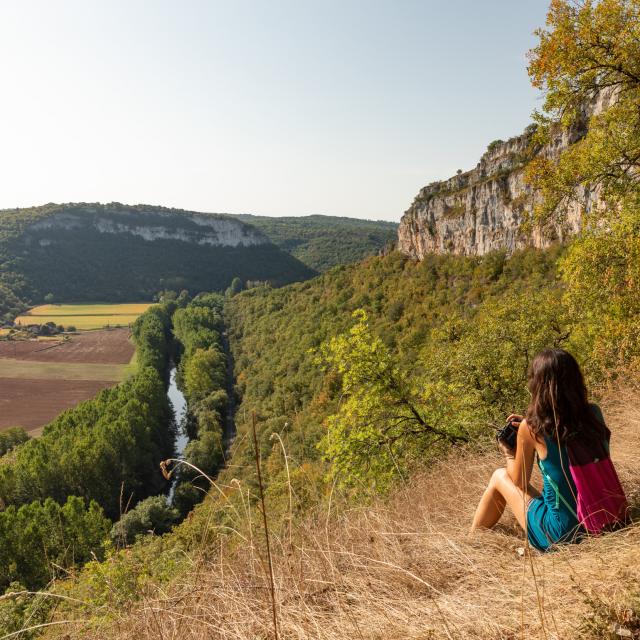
(41, 386, 640, 640)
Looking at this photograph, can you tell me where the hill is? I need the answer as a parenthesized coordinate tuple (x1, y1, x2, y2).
(229, 213, 398, 271)
(0, 203, 316, 322)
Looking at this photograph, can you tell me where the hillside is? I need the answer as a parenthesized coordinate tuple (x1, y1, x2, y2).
(0, 203, 316, 321)
(33, 385, 640, 639)
(229, 213, 398, 271)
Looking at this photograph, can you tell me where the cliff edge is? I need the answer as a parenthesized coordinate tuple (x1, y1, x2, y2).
(397, 91, 615, 258)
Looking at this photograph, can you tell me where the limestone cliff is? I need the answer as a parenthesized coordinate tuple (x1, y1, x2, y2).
(397, 92, 615, 258)
(25, 204, 268, 248)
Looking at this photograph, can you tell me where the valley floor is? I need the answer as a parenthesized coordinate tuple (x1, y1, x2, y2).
(47, 383, 640, 639)
(0, 328, 135, 433)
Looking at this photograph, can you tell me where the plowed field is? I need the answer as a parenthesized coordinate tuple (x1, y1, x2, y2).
(0, 328, 135, 434)
(0, 328, 134, 364)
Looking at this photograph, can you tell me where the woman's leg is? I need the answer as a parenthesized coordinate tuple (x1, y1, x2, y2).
(471, 466, 540, 531)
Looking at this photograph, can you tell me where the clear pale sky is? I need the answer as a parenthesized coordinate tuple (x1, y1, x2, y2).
(0, 1, 550, 222)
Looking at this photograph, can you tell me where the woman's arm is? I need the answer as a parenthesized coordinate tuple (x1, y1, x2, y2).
(507, 419, 536, 490)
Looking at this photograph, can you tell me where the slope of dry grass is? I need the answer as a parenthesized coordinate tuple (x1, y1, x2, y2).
(40, 386, 640, 640)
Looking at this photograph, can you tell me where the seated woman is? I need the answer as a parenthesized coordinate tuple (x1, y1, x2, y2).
(471, 347, 622, 552)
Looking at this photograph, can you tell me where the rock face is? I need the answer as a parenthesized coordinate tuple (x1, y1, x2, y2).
(397, 92, 615, 258)
(27, 204, 269, 248)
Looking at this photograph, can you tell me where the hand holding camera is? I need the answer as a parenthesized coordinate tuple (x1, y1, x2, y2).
(495, 414, 523, 455)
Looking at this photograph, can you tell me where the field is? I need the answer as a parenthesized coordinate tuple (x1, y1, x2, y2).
(14, 302, 152, 330)
(0, 328, 136, 434)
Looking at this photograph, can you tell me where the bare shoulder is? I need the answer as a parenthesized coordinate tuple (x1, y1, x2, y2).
(518, 419, 533, 440)
(520, 418, 547, 458)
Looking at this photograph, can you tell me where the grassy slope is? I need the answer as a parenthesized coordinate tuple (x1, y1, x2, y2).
(40, 385, 640, 639)
(230, 213, 398, 271)
(26, 245, 640, 638)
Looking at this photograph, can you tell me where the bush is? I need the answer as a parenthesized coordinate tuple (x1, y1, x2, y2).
(111, 496, 179, 546)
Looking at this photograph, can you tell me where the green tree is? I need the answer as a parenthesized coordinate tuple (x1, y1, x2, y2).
(0, 496, 110, 590)
(110, 496, 179, 546)
(560, 197, 640, 379)
(316, 310, 468, 490)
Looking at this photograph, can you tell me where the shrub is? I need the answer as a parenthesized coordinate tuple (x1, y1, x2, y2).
(111, 496, 179, 546)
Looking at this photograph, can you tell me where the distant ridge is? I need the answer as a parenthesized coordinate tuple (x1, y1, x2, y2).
(229, 212, 398, 271)
(0, 202, 316, 321)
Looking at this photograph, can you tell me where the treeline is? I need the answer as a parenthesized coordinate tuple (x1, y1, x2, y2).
(171, 293, 228, 516)
(0, 302, 176, 591)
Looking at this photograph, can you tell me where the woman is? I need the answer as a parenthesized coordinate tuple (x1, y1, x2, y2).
(470, 348, 618, 551)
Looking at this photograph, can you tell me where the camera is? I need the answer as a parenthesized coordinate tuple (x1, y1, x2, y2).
(496, 419, 519, 450)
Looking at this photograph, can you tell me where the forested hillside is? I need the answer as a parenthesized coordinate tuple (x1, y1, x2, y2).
(0, 203, 315, 321)
(230, 213, 397, 271)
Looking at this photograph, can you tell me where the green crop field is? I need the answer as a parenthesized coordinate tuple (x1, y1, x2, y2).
(14, 303, 153, 330)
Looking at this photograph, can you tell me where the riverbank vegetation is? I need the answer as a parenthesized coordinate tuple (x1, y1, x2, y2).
(170, 293, 229, 516)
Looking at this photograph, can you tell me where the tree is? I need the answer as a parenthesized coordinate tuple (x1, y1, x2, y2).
(559, 196, 640, 379)
(110, 496, 179, 546)
(227, 277, 244, 297)
(316, 310, 468, 490)
(526, 0, 640, 222)
(0, 496, 110, 590)
(43, 293, 54, 303)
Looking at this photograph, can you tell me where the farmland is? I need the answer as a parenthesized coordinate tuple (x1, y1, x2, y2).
(0, 327, 137, 434)
(14, 302, 152, 330)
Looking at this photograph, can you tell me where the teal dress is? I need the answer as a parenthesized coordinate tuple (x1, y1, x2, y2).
(526, 436, 582, 552)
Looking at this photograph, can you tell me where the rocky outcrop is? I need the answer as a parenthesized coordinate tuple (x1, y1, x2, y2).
(397, 91, 616, 258)
(26, 204, 268, 248)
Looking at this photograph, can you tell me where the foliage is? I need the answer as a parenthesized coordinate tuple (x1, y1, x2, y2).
(559, 196, 640, 380)
(316, 310, 470, 489)
(223, 247, 564, 496)
(230, 213, 398, 272)
(0, 496, 110, 591)
(526, 0, 640, 222)
(0, 427, 29, 457)
(110, 496, 179, 546)
(0, 583, 54, 640)
(0, 368, 174, 520)
(132, 304, 172, 372)
(171, 293, 228, 514)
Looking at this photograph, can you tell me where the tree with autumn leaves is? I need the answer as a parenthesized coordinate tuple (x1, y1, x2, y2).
(526, 0, 640, 221)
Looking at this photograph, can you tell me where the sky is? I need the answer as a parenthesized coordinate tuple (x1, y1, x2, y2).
(0, 0, 550, 222)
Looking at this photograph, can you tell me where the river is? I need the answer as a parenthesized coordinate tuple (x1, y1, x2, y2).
(166, 365, 188, 502)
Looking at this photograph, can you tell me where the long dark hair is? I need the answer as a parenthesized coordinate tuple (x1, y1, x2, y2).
(525, 348, 607, 445)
